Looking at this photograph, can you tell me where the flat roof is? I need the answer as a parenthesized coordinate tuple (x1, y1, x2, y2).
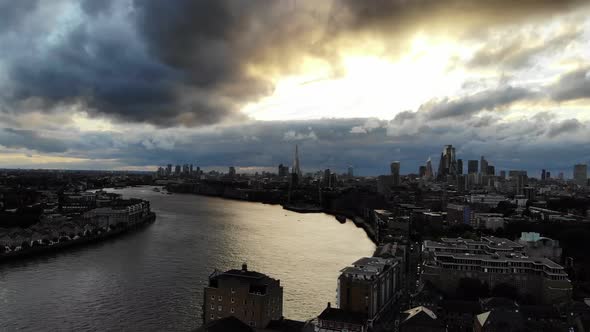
(434, 252, 564, 269)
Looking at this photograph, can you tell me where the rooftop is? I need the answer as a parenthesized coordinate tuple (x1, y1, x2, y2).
(208, 264, 280, 292)
(195, 316, 253, 332)
(340, 257, 395, 279)
(426, 236, 523, 252)
(433, 252, 564, 269)
(318, 306, 367, 325)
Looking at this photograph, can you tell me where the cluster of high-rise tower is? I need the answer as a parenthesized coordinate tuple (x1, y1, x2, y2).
(416, 145, 495, 181)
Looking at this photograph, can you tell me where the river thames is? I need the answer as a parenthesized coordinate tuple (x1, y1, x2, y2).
(0, 186, 374, 331)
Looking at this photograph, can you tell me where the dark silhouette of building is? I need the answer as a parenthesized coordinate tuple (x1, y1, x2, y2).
(480, 156, 488, 175)
(400, 306, 445, 332)
(391, 162, 400, 186)
(203, 264, 283, 328)
(468, 160, 479, 174)
(278, 164, 289, 177)
(457, 159, 463, 175)
(337, 257, 401, 326)
(196, 316, 254, 332)
(437, 145, 457, 180)
(316, 303, 367, 332)
(419, 166, 427, 178)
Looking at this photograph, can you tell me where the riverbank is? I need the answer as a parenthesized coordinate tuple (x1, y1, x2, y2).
(166, 185, 380, 246)
(0, 212, 156, 262)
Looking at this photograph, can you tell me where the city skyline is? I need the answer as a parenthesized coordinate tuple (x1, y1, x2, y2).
(0, 1, 590, 175)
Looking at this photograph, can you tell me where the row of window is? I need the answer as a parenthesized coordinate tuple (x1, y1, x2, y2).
(210, 305, 236, 313)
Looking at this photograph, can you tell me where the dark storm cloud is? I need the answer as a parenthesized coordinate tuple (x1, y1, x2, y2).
(5, 20, 193, 126)
(421, 87, 534, 120)
(468, 28, 582, 69)
(343, 0, 586, 34)
(80, 0, 113, 16)
(1, 114, 588, 175)
(86, 116, 590, 175)
(550, 67, 590, 102)
(546, 119, 583, 137)
(0, 0, 38, 33)
(0, 128, 68, 153)
(2, 0, 588, 127)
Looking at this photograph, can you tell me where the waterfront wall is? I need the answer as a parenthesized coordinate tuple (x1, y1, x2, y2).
(0, 212, 156, 262)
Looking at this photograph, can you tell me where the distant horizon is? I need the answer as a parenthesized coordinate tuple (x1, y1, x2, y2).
(2, 162, 586, 179)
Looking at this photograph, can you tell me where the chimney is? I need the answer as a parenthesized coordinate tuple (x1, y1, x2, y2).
(242, 263, 248, 272)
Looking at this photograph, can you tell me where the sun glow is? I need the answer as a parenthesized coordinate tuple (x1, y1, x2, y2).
(243, 36, 472, 121)
(0, 152, 92, 165)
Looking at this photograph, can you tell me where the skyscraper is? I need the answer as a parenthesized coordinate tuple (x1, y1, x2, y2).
(468, 160, 478, 174)
(391, 161, 400, 186)
(323, 169, 332, 187)
(437, 145, 457, 179)
(425, 158, 434, 179)
(419, 166, 426, 178)
(574, 164, 588, 186)
(347, 165, 354, 177)
(541, 169, 546, 181)
(487, 165, 495, 176)
(480, 156, 488, 175)
(278, 164, 289, 177)
(457, 159, 463, 175)
(292, 144, 301, 178)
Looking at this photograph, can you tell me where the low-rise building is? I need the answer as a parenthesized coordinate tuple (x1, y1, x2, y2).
(446, 204, 472, 226)
(400, 306, 446, 332)
(315, 303, 367, 332)
(473, 213, 505, 231)
(421, 237, 572, 304)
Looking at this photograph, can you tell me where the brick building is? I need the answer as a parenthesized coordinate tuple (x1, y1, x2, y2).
(337, 257, 401, 326)
(203, 264, 283, 328)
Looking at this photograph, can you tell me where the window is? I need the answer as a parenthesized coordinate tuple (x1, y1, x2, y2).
(218, 305, 222, 311)
(231, 308, 235, 313)
(210, 295, 215, 300)
(231, 287, 235, 293)
(231, 297, 235, 303)
(210, 304, 214, 310)
(218, 296, 222, 301)
(210, 314, 214, 319)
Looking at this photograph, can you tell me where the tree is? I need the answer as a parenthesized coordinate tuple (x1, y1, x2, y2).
(456, 278, 490, 300)
(491, 283, 519, 301)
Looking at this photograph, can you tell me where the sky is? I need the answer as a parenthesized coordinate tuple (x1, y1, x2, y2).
(0, 0, 590, 176)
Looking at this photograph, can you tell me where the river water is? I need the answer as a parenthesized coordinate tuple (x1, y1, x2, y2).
(0, 186, 374, 331)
